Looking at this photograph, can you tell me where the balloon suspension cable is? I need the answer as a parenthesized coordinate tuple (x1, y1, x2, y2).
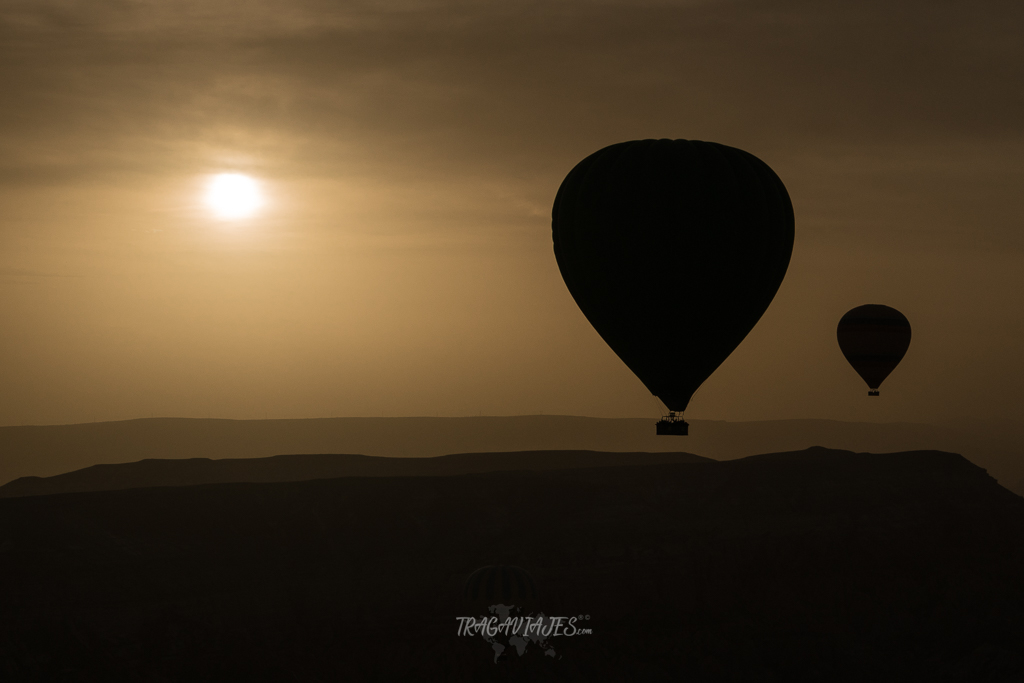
(648, 393, 669, 418)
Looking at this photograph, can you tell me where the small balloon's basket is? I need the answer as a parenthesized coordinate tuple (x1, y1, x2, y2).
(656, 413, 689, 436)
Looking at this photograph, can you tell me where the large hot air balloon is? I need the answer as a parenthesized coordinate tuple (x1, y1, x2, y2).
(837, 304, 911, 396)
(552, 139, 794, 435)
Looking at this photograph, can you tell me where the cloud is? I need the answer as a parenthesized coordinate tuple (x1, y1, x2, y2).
(2, 0, 1021, 255)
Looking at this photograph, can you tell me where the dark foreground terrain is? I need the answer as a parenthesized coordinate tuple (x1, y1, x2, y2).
(1, 447, 1022, 682)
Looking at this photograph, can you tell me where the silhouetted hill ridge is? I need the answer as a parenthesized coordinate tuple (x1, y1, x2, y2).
(0, 449, 710, 499)
(737, 445, 991, 477)
(2, 445, 1008, 502)
(3, 416, 1023, 498)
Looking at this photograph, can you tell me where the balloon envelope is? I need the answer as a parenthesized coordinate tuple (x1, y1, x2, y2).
(837, 304, 911, 394)
(552, 139, 794, 412)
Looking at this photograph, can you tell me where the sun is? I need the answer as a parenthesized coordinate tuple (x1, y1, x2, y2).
(204, 173, 263, 219)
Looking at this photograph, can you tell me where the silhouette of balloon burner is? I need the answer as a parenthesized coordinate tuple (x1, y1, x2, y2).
(837, 304, 912, 396)
(552, 139, 794, 435)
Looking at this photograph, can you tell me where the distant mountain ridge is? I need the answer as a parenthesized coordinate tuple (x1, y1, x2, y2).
(1, 415, 1022, 495)
(0, 450, 710, 498)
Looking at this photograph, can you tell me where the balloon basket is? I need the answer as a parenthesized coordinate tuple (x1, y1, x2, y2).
(656, 415, 689, 436)
(868, 390, 880, 396)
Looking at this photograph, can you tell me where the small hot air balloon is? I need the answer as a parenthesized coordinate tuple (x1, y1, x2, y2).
(464, 565, 537, 614)
(552, 139, 795, 435)
(837, 304, 911, 396)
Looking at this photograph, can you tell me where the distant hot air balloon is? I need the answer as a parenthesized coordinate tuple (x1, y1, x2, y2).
(552, 139, 794, 435)
(837, 304, 911, 396)
(464, 565, 537, 614)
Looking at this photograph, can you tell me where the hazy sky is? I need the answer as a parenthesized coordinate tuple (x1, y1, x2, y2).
(1, 0, 1022, 426)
